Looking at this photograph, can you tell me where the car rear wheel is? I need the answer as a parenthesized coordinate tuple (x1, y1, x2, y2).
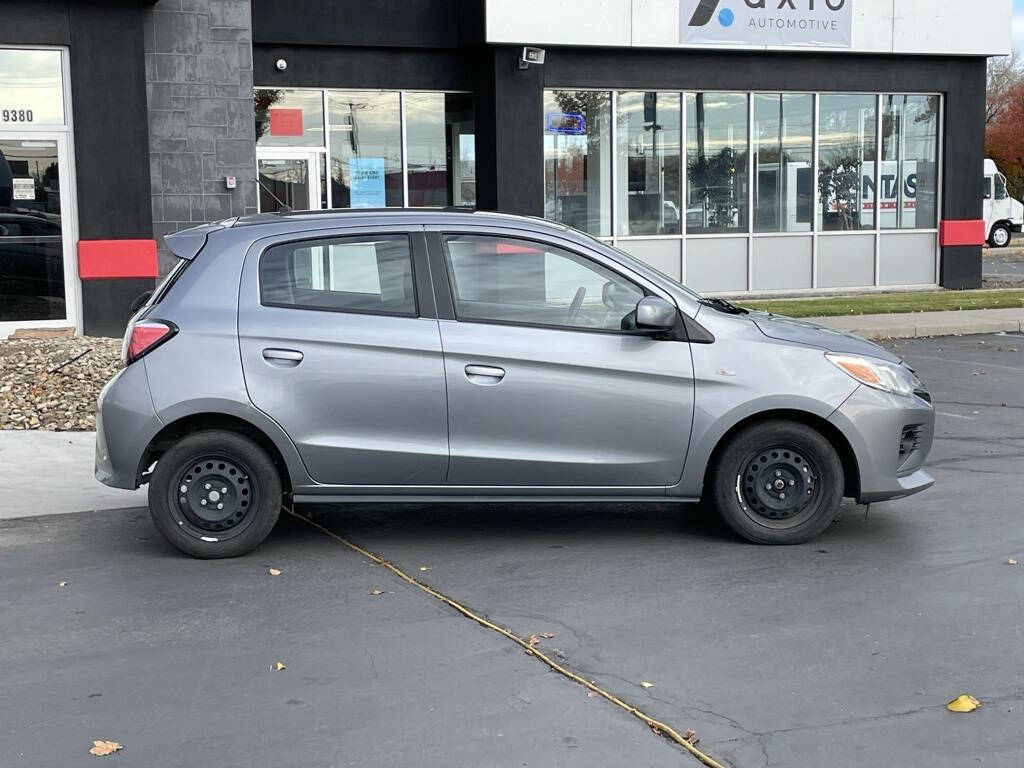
(709, 420, 844, 545)
(148, 430, 282, 558)
(989, 223, 1011, 248)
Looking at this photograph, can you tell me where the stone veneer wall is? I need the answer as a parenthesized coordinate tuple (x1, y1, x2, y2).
(144, 0, 258, 273)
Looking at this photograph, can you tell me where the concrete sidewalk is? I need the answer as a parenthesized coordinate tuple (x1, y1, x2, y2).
(808, 307, 1024, 340)
(0, 431, 146, 519)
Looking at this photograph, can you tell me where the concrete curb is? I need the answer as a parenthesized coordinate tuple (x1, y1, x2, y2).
(807, 308, 1024, 340)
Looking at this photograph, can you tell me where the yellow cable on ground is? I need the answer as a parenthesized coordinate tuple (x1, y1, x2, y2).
(285, 507, 727, 768)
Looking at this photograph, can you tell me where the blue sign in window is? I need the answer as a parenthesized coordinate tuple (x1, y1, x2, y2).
(545, 112, 585, 135)
(350, 157, 387, 208)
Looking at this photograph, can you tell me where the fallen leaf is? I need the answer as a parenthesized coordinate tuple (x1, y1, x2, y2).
(88, 740, 122, 756)
(539, 632, 555, 639)
(370, 589, 384, 596)
(947, 694, 981, 713)
(587, 691, 598, 698)
(528, 634, 539, 648)
(58, 581, 68, 588)
(641, 681, 654, 689)
(268, 568, 281, 576)
(271, 661, 286, 671)
(1008, 558, 1018, 565)
(683, 729, 700, 745)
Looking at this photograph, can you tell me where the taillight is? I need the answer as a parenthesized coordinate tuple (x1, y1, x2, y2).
(122, 320, 177, 366)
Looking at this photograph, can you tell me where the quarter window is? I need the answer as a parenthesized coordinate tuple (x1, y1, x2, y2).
(260, 235, 415, 315)
(443, 235, 644, 331)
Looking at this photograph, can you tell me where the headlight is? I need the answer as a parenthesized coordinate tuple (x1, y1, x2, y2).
(825, 353, 922, 397)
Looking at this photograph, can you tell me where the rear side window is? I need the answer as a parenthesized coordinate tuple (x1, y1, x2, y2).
(148, 258, 190, 307)
(260, 234, 416, 316)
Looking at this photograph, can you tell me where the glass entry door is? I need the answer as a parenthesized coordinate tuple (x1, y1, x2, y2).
(0, 134, 72, 327)
(257, 152, 323, 213)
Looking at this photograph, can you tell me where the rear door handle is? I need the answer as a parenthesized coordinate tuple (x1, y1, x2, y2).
(465, 364, 505, 385)
(262, 348, 304, 367)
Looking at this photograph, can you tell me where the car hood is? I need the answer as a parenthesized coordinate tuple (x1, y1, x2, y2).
(749, 311, 902, 364)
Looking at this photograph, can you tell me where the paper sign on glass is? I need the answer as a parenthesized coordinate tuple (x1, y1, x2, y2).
(350, 157, 387, 208)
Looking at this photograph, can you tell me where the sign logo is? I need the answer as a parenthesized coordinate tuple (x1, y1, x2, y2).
(680, 0, 852, 48)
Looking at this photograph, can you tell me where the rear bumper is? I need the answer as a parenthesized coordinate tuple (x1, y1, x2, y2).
(95, 363, 162, 490)
(828, 385, 935, 504)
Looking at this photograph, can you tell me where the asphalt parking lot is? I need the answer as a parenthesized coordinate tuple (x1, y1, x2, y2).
(3, 334, 1023, 768)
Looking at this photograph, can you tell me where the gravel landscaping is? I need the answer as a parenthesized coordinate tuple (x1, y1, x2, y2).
(0, 337, 121, 431)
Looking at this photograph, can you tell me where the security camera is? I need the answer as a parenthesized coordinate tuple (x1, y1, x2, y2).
(518, 47, 545, 69)
(275, 58, 287, 71)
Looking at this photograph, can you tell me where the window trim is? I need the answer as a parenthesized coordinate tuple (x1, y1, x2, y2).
(436, 231, 685, 340)
(257, 231, 421, 319)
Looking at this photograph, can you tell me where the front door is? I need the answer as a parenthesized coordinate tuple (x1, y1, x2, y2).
(433, 231, 695, 488)
(0, 133, 77, 337)
(237, 228, 448, 486)
(256, 151, 323, 213)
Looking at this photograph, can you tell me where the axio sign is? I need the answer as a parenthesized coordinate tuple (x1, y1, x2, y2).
(680, 0, 852, 48)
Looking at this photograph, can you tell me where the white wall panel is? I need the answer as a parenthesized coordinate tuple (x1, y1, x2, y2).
(487, 0, 1011, 56)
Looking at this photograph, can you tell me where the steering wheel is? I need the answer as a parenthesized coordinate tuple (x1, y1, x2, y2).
(566, 286, 586, 323)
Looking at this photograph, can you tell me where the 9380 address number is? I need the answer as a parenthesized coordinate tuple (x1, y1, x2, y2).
(1, 109, 34, 122)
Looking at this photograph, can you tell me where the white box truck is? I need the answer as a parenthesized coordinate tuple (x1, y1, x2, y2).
(984, 159, 1024, 248)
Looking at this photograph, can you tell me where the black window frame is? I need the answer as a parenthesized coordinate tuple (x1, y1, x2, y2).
(257, 231, 422, 319)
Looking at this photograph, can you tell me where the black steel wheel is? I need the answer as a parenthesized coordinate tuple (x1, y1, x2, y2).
(710, 420, 844, 545)
(149, 430, 282, 558)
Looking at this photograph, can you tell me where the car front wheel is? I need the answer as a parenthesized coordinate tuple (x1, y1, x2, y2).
(148, 430, 282, 558)
(710, 420, 844, 545)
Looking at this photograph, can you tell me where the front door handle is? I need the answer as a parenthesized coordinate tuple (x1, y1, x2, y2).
(465, 364, 505, 385)
(262, 348, 304, 367)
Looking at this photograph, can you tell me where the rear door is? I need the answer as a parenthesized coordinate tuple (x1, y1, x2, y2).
(238, 227, 448, 486)
(428, 228, 695, 489)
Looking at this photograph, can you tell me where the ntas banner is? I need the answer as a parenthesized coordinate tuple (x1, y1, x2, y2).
(680, 0, 852, 48)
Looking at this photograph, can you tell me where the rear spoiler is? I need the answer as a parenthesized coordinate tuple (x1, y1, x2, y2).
(163, 218, 237, 260)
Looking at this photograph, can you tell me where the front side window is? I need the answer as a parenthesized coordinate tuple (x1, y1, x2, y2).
(443, 235, 643, 331)
(261, 234, 415, 315)
(881, 94, 939, 229)
(818, 94, 877, 231)
(543, 90, 612, 237)
(686, 92, 749, 234)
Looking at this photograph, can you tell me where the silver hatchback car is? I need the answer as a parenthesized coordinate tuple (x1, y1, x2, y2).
(96, 210, 934, 558)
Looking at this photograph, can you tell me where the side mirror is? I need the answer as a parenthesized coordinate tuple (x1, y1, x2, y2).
(635, 296, 677, 330)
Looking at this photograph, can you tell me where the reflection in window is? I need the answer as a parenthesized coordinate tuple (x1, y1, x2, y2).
(404, 92, 476, 207)
(881, 94, 939, 230)
(544, 90, 612, 237)
(0, 49, 65, 125)
(328, 91, 403, 208)
(254, 89, 325, 148)
(615, 92, 681, 236)
(753, 94, 813, 233)
(686, 93, 749, 234)
(818, 94, 876, 231)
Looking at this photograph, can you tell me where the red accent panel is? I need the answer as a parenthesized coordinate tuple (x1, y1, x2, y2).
(78, 239, 158, 280)
(269, 108, 303, 136)
(939, 220, 985, 247)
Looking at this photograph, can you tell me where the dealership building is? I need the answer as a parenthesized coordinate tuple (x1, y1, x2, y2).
(0, 0, 1011, 336)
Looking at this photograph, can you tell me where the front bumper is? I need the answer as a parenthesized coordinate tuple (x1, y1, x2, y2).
(828, 384, 935, 504)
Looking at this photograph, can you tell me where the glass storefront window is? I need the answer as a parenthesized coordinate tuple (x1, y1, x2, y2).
(881, 94, 939, 229)
(686, 93, 749, 234)
(254, 88, 325, 148)
(0, 49, 64, 126)
(544, 90, 612, 237)
(0, 139, 64, 321)
(753, 93, 813, 233)
(404, 92, 476, 207)
(328, 90, 403, 208)
(818, 94, 876, 232)
(615, 92, 681, 236)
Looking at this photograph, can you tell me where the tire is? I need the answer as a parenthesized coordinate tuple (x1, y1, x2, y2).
(709, 420, 844, 545)
(989, 223, 1011, 248)
(148, 430, 282, 558)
